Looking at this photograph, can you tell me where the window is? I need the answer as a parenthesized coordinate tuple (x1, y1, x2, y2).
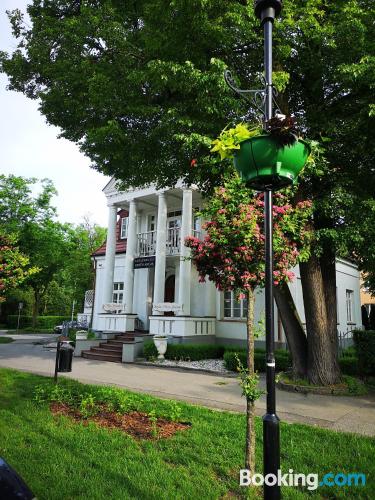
(113, 283, 124, 304)
(147, 214, 156, 232)
(120, 217, 128, 239)
(224, 291, 248, 319)
(346, 289, 354, 323)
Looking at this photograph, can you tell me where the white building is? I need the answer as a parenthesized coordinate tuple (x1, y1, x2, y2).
(79, 179, 362, 351)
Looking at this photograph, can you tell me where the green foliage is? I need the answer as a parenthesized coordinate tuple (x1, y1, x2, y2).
(148, 410, 159, 438)
(343, 376, 367, 396)
(210, 123, 261, 161)
(339, 357, 358, 377)
(6, 315, 70, 329)
(353, 330, 375, 377)
(0, 337, 14, 344)
(143, 341, 225, 361)
(224, 350, 291, 373)
(234, 354, 264, 403)
(0, 232, 37, 302)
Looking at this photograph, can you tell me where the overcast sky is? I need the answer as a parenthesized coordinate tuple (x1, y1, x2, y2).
(0, 0, 110, 226)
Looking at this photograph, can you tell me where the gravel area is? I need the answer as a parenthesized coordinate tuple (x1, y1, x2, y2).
(141, 358, 233, 375)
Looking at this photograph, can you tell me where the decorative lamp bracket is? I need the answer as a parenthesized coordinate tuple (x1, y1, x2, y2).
(224, 70, 282, 123)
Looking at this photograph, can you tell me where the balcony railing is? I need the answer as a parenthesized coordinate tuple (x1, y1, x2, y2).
(137, 231, 157, 257)
(136, 229, 201, 257)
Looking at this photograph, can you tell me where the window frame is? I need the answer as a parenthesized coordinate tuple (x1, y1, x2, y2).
(223, 290, 248, 320)
(346, 289, 354, 323)
(112, 282, 124, 304)
(120, 217, 129, 239)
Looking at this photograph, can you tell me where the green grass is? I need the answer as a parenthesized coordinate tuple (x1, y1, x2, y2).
(0, 337, 14, 344)
(0, 368, 374, 499)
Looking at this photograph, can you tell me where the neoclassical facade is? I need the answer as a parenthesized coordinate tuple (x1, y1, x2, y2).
(79, 179, 363, 346)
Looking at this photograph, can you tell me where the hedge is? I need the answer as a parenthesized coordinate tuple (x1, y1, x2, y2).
(143, 342, 226, 361)
(339, 356, 358, 377)
(6, 316, 70, 329)
(353, 329, 375, 376)
(223, 350, 292, 372)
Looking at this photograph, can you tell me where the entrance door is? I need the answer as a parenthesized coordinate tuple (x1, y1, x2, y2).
(164, 275, 175, 316)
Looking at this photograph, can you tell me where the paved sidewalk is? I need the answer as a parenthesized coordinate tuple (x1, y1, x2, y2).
(0, 339, 374, 437)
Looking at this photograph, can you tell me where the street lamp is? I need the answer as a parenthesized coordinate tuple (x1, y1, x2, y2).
(255, 1, 282, 499)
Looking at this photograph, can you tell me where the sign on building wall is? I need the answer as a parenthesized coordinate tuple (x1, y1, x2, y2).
(134, 256, 156, 269)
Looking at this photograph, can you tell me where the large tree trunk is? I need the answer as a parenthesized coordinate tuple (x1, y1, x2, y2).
(320, 248, 341, 377)
(300, 255, 341, 385)
(274, 283, 308, 378)
(245, 288, 256, 474)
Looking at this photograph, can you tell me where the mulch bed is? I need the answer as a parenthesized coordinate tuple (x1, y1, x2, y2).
(50, 402, 190, 440)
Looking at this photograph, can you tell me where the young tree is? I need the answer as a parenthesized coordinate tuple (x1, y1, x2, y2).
(0, 233, 37, 303)
(185, 174, 312, 473)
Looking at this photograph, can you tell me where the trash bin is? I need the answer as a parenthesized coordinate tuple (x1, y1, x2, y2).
(57, 341, 74, 372)
(0, 457, 34, 499)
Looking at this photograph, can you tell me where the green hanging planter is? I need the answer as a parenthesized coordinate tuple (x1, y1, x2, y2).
(233, 134, 311, 191)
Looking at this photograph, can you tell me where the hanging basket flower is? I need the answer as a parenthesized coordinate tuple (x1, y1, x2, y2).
(233, 134, 311, 190)
(211, 118, 311, 191)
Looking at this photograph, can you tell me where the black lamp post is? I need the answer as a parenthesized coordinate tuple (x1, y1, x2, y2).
(254, 1, 282, 499)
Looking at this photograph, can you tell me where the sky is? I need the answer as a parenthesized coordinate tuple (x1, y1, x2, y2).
(0, 0, 111, 226)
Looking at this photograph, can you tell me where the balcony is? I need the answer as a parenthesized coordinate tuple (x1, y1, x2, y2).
(136, 229, 201, 257)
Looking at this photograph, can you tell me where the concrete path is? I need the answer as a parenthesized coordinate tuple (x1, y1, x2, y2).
(0, 338, 374, 437)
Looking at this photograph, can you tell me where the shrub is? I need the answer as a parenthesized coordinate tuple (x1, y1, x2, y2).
(6, 315, 70, 329)
(353, 330, 375, 377)
(223, 350, 291, 372)
(339, 356, 358, 376)
(143, 341, 225, 361)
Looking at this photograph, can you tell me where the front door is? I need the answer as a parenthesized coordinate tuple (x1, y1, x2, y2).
(164, 275, 175, 316)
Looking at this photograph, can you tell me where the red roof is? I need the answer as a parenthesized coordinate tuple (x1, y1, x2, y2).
(92, 209, 128, 257)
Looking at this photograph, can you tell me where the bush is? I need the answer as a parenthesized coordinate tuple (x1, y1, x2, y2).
(353, 330, 375, 377)
(143, 341, 225, 361)
(223, 349, 291, 372)
(339, 356, 358, 376)
(6, 315, 71, 329)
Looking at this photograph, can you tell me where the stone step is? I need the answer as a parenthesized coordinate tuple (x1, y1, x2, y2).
(82, 350, 122, 362)
(91, 347, 122, 356)
(98, 343, 123, 351)
(107, 339, 135, 345)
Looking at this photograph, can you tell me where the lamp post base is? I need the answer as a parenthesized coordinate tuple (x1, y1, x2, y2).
(263, 412, 281, 499)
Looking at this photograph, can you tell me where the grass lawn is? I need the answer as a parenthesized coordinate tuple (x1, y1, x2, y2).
(0, 337, 14, 344)
(0, 368, 373, 500)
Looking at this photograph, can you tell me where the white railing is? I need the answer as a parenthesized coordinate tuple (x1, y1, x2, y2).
(137, 231, 157, 257)
(136, 229, 201, 257)
(167, 228, 181, 255)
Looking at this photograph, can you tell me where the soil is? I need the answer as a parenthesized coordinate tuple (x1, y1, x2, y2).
(50, 402, 190, 440)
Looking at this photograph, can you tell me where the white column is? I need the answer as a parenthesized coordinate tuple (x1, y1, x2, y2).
(178, 188, 193, 316)
(102, 204, 118, 307)
(153, 192, 167, 315)
(124, 200, 138, 314)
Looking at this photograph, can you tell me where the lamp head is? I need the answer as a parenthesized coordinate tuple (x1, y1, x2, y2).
(254, 0, 282, 19)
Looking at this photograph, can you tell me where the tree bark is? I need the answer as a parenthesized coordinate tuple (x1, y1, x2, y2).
(245, 288, 256, 474)
(274, 283, 308, 378)
(32, 289, 39, 329)
(320, 248, 341, 378)
(300, 255, 341, 385)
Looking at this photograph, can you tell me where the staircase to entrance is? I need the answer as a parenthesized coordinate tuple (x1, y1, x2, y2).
(81, 331, 150, 362)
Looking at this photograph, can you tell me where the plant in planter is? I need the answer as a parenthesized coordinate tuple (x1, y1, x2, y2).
(211, 115, 311, 190)
(153, 335, 168, 360)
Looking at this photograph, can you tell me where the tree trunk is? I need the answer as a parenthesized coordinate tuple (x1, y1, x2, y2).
(320, 248, 341, 378)
(300, 255, 341, 385)
(274, 283, 308, 378)
(245, 288, 256, 474)
(32, 289, 40, 329)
